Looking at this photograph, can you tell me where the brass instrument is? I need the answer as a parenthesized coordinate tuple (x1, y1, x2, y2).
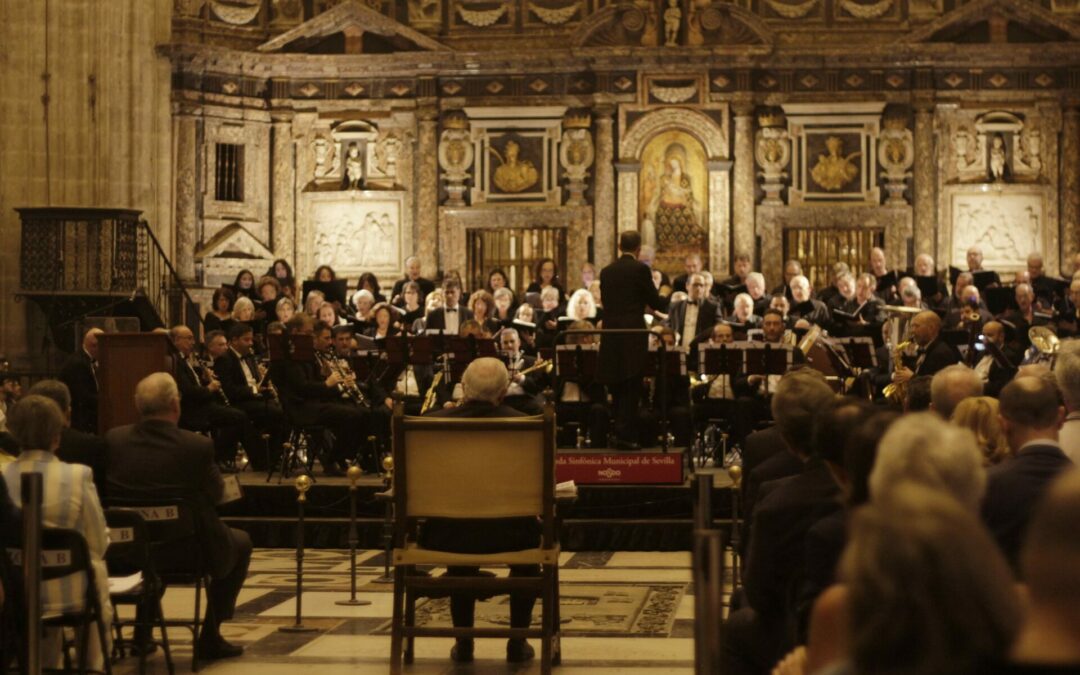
(1027, 326, 1061, 366)
(961, 304, 982, 324)
(882, 339, 913, 404)
(514, 358, 553, 378)
(318, 350, 368, 406)
(797, 325, 822, 356)
(420, 368, 444, 415)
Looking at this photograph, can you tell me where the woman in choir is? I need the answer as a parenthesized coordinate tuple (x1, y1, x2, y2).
(204, 287, 235, 334)
(367, 302, 400, 340)
(351, 289, 375, 333)
(414, 288, 445, 334)
(255, 276, 282, 322)
(317, 300, 347, 328)
(537, 286, 564, 349)
(232, 296, 256, 323)
(565, 288, 598, 325)
(399, 281, 425, 330)
(275, 296, 296, 324)
(487, 268, 512, 298)
(303, 289, 326, 318)
(232, 269, 256, 301)
(314, 265, 337, 283)
(468, 290, 501, 335)
(493, 287, 517, 328)
(514, 303, 539, 355)
(580, 262, 596, 291)
(527, 257, 565, 302)
(268, 258, 297, 299)
(357, 272, 386, 304)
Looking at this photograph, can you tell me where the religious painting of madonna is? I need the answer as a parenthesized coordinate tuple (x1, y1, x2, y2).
(639, 130, 708, 278)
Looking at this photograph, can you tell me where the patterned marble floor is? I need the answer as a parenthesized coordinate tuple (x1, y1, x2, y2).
(111, 548, 725, 674)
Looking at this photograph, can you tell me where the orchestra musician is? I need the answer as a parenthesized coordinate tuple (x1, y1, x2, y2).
(554, 321, 609, 447)
(640, 327, 691, 447)
(890, 311, 962, 388)
(499, 328, 546, 415)
(213, 323, 286, 471)
(665, 272, 719, 364)
(60, 327, 103, 434)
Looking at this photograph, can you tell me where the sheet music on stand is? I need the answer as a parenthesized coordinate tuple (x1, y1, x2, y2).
(555, 343, 599, 383)
(833, 337, 878, 369)
(266, 333, 314, 362)
(643, 344, 688, 377)
(697, 342, 746, 400)
(743, 342, 794, 395)
(445, 336, 498, 380)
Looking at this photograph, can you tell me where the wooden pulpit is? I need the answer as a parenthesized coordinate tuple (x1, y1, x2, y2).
(97, 333, 172, 435)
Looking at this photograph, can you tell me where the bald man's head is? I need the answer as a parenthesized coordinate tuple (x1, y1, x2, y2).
(911, 311, 941, 346)
(83, 327, 104, 359)
(982, 321, 1004, 347)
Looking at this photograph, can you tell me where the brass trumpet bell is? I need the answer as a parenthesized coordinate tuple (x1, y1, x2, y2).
(1029, 326, 1060, 355)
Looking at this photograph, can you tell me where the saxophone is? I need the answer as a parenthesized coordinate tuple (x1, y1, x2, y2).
(420, 369, 444, 414)
(882, 340, 913, 404)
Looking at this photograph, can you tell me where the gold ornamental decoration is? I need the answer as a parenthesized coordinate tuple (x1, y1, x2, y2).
(491, 140, 539, 193)
(764, 0, 819, 18)
(810, 136, 861, 191)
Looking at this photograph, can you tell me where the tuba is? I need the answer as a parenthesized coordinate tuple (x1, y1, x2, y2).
(1027, 326, 1060, 367)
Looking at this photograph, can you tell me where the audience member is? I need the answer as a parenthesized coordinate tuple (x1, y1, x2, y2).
(983, 376, 1073, 569)
(951, 396, 1011, 466)
(1054, 339, 1080, 463)
(930, 363, 983, 418)
(3, 395, 112, 669)
(904, 374, 933, 412)
(106, 373, 251, 659)
(27, 379, 108, 497)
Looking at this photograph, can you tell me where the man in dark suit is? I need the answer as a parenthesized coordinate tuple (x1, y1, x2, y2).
(721, 370, 840, 675)
(424, 279, 473, 334)
(169, 326, 248, 467)
(787, 275, 831, 327)
(421, 357, 541, 664)
(671, 252, 704, 294)
(665, 273, 719, 363)
(106, 372, 251, 660)
(27, 379, 109, 499)
(59, 327, 103, 433)
(390, 255, 436, 302)
(214, 323, 285, 471)
(599, 231, 661, 449)
(891, 311, 961, 392)
(498, 328, 546, 415)
(982, 376, 1074, 570)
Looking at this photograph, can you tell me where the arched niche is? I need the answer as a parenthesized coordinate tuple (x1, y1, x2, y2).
(616, 107, 731, 277)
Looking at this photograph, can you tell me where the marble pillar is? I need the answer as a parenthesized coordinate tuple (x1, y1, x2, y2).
(1061, 102, 1080, 267)
(416, 105, 440, 277)
(731, 105, 756, 270)
(271, 115, 296, 264)
(593, 105, 616, 267)
(174, 107, 200, 281)
(913, 101, 936, 258)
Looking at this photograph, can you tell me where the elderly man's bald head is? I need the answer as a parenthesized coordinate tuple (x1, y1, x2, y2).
(911, 311, 941, 346)
(460, 357, 510, 405)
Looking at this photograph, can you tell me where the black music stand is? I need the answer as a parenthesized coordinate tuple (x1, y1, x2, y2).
(554, 344, 599, 385)
(698, 343, 744, 400)
(642, 344, 687, 452)
(743, 343, 793, 396)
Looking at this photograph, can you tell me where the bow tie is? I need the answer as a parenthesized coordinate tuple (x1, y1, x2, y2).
(687, 300, 699, 307)
(446, 308, 457, 313)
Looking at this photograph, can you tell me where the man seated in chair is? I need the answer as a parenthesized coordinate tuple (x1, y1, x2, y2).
(422, 357, 541, 664)
(105, 372, 252, 660)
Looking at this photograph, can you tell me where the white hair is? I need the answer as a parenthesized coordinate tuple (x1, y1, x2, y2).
(565, 288, 597, 320)
(134, 372, 181, 417)
(540, 286, 560, 302)
(790, 275, 810, 291)
(1054, 339, 1080, 410)
(734, 293, 754, 311)
(461, 357, 510, 405)
(870, 412, 987, 513)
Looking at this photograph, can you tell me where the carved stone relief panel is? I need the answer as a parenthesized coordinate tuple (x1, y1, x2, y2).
(941, 108, 1047, 185)
(943, 186, 1052, 275)
(302, 190, 411, 280)
(782, 102, 884, 205)
(465, 106, 566, 206)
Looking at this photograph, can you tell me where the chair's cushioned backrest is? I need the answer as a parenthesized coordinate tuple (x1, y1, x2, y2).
(404, 425, 544, 518)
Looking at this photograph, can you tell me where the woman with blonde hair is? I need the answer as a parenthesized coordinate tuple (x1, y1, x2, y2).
(951, 396, 1011, 466)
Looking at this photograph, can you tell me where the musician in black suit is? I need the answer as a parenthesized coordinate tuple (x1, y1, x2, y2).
(424, 279, 473, 334)
(105, 373, 251, 660)
(27, 379, 109, 499)
(972, 321, 1019, 398)
(59, 327, 103, 433)
(891, 311, 961, 390)
(666, 273, 719, 363)
(499, 328, 546, 415)
(274, 316, 370, 475)
(169, 326, 248, 466)
(982, 376, 1074, 570)
(390, 256, 436, 302)
(598, 231, 662, 450)
(421, 358, 541, 664)
(214, 323, 286, 471)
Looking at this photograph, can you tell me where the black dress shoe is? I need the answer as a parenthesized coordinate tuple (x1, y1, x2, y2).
(506, 639, 535, 663)
(450, 639, 474, 663)
(613, 439, 641, 451)
(196, 636, 243, 660)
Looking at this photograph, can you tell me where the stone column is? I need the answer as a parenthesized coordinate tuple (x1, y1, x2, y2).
(912, 100, 937, 258)
(1061, 101, 1080, 266)
(731, 103, 756, 270)
(173, 105, 200, 282)
(270, 114, 296, 264)
(592, 104, 616, 267)
(415, 104, 440, 277)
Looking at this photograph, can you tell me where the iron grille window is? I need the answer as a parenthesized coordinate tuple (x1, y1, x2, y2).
(783, 228, 885, 290)
(467, 227, 567, 297)
(215, 143, 245, 202)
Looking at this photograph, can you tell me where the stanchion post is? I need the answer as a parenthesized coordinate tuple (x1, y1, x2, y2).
(692, 473, 714, 531)
(692, 529, 724, 675)
(336, 466, 372, 606)
(373, 455, 395, 584)
(280, 475, 317, 633)
(22, 472, 44, 675)
(728, 464, 743, 588)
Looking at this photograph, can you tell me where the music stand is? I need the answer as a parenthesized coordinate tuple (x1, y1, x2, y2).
(698, 343, 745, 401)
(834, 337, 877, 370)
(555, 343, 599, 385)
(445, 335, 498, 381)
(743, 342, 793, 395)
(267, 333, 289, 362)
(643, 344, 687, 452)
(303, 280, 349, 307)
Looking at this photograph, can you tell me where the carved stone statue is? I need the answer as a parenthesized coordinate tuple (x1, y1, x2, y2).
(989, 134, 1007, 182)
(560, 116, 595, 206)
(878, 119, 914, 205)
(1018, 128, 1042, 173)
(407, 0, 441, 30)
(344, 142, 364, 189)
(755, 123, 791, 205)
(438, 115, 474, 206)
(374, 133, 404, 179)
(312, 136, 335, 179)
(663, 0, 682, 46)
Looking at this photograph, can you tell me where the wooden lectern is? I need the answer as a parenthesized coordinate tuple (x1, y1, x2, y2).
(97, 333, 172, 435)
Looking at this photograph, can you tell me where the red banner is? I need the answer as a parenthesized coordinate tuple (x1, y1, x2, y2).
(555, 451, 684, 485)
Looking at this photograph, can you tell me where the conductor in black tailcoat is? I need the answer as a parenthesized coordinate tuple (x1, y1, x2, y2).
(598, 231, 662, 450)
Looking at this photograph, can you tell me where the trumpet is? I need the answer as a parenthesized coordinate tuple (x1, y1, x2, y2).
(513, 358, 553, 378)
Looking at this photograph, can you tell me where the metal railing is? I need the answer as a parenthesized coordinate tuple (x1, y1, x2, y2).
(136, 219, 201, 332)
